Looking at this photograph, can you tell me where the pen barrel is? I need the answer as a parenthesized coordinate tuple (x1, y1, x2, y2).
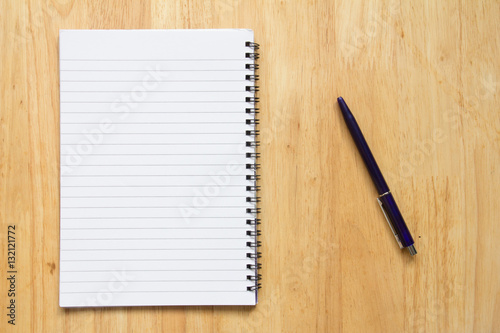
(377, 193, 414, 248)
(338, 99, 390, 194)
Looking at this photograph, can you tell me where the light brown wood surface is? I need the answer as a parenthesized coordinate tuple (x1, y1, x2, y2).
(1, 0, 499, 332)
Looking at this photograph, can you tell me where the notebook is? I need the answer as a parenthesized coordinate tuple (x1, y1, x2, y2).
(59, 29, 261, 307)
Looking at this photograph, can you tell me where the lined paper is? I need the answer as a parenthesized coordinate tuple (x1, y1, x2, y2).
(59, 30, 258, 307)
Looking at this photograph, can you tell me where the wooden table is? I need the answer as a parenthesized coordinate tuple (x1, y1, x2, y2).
(1, 0, 499, 332)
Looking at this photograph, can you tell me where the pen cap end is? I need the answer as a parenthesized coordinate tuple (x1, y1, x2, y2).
(337, 96, 344, 103)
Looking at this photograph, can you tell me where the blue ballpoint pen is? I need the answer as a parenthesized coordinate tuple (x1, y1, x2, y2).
(337, 97, 417, 256)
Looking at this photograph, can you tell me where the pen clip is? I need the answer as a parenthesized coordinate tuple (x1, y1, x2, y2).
(377, 195, 403, 249)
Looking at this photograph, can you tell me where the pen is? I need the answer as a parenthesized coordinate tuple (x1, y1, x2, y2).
(337, 96, 417, 256)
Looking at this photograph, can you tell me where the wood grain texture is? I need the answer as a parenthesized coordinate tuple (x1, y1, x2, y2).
(1, 0, 499, 332)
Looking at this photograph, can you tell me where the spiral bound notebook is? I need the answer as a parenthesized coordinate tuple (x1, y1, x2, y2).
(59, 29, 261, 307)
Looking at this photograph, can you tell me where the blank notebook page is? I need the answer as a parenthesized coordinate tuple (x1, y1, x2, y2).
(59, 29, 259, 307)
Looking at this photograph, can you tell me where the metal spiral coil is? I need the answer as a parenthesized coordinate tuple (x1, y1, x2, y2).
(247, 284, 262, 291)
(246, 163, 261, 170)
(246, 252, 262, 259)
(246, 207, 261, 214)
(245, 52, 260, 60)
(246, 97, 260, 103)
(247, 263, 262, 270)
(246, 63, 259, 70)
(246, 108, 260, 114)
(246, 152, 260, 158)
(246, 130, 260, 136)
(247, 274, 262, 281)
(246, 241, 262, 248)
(246, 186, 261, 192)
(246, 230, 262, 237)
(246, 118, 260, 125)
(246, 218, 261, 225)
(245, 41, 260, 49)
(246, 75, 260, 81)
(245, 40, 262, 293)
(246, 86, 260, 93)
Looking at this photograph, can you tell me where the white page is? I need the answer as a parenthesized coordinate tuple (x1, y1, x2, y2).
(59, 29, 259, 307)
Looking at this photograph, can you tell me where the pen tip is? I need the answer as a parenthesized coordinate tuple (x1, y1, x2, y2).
(407, 244, 417, 256)
(337, 96, 344, 103)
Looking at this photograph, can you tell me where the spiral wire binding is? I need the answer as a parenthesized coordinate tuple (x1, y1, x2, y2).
(245, 41, 262, 293)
